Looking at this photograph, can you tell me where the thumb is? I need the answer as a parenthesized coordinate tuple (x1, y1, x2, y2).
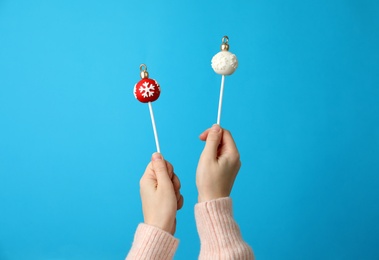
(202, 124, 222, 160)
(151, 153, 172, 187)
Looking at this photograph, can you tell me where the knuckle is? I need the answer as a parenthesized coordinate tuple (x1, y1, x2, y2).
(237, 159, 242, 170)
(230, 151, 241, 164)
(139, 177, 146, 187)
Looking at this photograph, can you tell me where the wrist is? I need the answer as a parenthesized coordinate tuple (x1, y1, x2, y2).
(198, 194, 229, 203)
(145, 221, 174, 235)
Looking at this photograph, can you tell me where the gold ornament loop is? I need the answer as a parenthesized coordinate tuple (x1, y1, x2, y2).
(139, 64, 149, 79)
(140, 64, 147, 72)
(221, 36, 230, 51)
(222, 36, 229, 44)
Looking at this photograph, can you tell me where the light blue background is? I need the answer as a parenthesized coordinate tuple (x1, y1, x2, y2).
(1, 0, 378, 259)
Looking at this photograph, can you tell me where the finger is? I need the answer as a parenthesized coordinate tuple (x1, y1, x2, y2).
(140, 162, 154, 184)
(199, 128, 211, 141)
(172, 173, 181, 192)
(171, 173, 182, 202)
(139, 162, 158, 197)
(220, 129, 240, 159)
(151, 153, 172, 187)
(177, 195, 184, 210)
(202, 124, 223, 160)
(166, 161, 174, 179)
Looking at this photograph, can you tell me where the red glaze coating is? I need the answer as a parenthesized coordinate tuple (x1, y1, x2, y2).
(134, 78, 161, 103)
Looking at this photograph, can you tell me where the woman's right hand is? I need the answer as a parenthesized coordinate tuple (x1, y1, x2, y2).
(196, 124, 241, 203)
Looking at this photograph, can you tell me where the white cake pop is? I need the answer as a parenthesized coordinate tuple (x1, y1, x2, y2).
(211, 36, 239, 125)
(211, 36, 238, 75)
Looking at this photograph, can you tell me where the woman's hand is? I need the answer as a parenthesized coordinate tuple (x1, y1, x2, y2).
(196, 124, 241, 203)
(140, 153, 184, 235)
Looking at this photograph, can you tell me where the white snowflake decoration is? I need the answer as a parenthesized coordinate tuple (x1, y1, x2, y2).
(139, 81, 156, 98)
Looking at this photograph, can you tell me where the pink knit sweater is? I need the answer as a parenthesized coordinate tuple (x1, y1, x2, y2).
(126, 197, 254, 259)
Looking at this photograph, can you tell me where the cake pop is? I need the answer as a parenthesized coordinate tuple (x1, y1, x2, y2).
(133, 64, 161, 152)
(211, 36, 238, 125)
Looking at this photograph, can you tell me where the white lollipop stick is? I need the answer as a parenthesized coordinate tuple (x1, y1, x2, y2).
(217, 75, 225, 125)
(148, 101, 160, 153)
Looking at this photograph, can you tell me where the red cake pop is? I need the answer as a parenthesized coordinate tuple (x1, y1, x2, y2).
(133, 64, 161, 153)
(134, 65, 161, 103)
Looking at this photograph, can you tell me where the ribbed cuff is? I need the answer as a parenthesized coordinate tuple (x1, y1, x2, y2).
(195, 197, 254, 259)
(126, 223, 179, 260)
(195, 197, 235, 247)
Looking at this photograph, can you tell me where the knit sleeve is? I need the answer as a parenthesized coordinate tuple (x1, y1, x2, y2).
(195, 197, 254, 260)
(125, 223, 179, 260)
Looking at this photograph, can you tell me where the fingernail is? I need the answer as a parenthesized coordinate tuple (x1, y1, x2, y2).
(211, 124, 221, 133)
(152, 152, 163, 161)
